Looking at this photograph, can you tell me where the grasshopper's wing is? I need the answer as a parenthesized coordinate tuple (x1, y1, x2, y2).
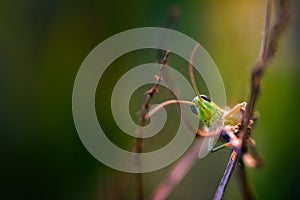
(198, 111, 224, 158)
(198, 132, 221, 158)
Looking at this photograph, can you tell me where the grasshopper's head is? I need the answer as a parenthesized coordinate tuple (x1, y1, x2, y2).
(191, 95, 214, 127)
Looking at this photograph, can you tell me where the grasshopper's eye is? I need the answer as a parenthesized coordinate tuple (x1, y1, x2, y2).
(191, 105, 198, 115)
(200, 94, 211, 102)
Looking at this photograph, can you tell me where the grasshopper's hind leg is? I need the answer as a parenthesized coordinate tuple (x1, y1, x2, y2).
(211, 142, 231, 153)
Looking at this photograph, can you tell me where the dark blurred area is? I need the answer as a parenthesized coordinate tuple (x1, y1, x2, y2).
(1, 0, 299, 199)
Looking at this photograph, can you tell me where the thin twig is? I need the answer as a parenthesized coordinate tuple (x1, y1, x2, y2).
(151, 137, 203, 200)
(134, 50, 170, 200)
(157, 5, 181, 63)
(215, 2, 273, 198)
(138, 9, 181, 199)
(150, 39, 206, 200)
(249, 0, 291, 118)
(213, 150, 239, 200)
(150, 128, 225, 200)
(235, 159, 255, 200)
(215, 0, 291, 199)
(248, 0, 273, 119)
(150, 1, 290, 199)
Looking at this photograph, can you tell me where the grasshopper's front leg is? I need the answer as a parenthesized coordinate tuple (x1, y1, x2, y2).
(224, 102, 247, 119)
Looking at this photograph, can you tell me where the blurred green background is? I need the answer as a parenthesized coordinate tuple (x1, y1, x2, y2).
(1, 0, 299, 199)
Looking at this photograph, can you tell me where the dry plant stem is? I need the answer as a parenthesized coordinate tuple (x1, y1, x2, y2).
(213, 150, 238, 200)
(243, 0, 290, 163)
(215, 0, 290, 199)
(248, 0, 273, 119)
(157, 5, 181, 62)
(151, 1, 290, 199)
(151, 129, 226, 200)
(150, 34, 210, 200)
(150, 129, 223, 200)
(155, 6, 196, 133)
(151, 137, 203, 200)
(235, 159, 255, 200)
(249, 0, 290, 118)
(232, 115, 255, 200)
(134, 50, 170, 200)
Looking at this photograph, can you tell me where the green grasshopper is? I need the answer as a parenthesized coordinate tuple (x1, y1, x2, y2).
(190, 94, 246, 158)
(147, 44, 246, 158)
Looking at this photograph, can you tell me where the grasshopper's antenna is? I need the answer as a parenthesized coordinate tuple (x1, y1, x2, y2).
(189, 43, 202, 102)
(145, 100, 196, 119)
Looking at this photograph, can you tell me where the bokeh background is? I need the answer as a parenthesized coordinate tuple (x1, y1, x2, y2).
(1, 0, 299, 199)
